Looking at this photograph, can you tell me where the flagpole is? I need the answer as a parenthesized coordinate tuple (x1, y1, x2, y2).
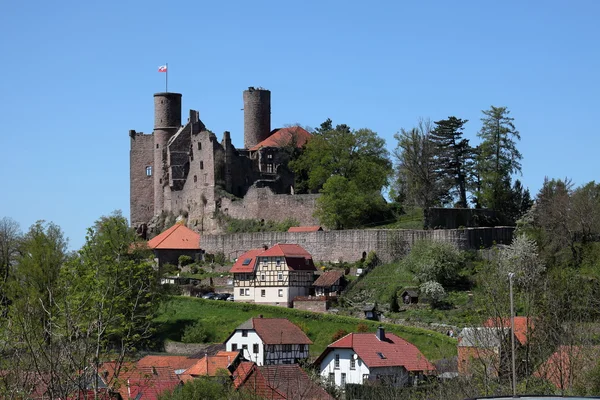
(166, 63, 168, 92)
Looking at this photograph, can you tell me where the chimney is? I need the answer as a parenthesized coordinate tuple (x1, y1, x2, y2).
(258, 314, 263, 318)
(376, 326, 385, 341)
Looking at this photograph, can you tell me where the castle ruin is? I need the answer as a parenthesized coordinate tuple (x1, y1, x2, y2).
(129, 88, 319, 237)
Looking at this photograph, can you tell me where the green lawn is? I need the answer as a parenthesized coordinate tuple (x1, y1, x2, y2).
(154, 296, 457, 362)
(343, 261, 416, 305)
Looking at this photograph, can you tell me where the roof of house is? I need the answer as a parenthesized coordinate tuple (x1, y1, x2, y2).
(457, 327, 509, 348)
(313, 270, 344, 287)
(180, 351, 240, 381)
(287, 226, 323, 232)
(233, 362, 333, 400)
(248, 127, 312, 152)
(260, 243, 312, 258)
(483, 316, 531, 345)
(147, 223, 201, 250)
(127, 378, 180, 400)
(228, 317, 312, 345)
(315, 331, 436, 372)
(99, 362, 179, 400)
(230, 244, 317, 273)
(188, 343, 227, 359)
(533, 345, 600, 390)
(136, 355, 197, 372)
(230, 248, 264, 273)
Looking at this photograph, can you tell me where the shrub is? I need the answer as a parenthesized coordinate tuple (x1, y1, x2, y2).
(420, 281, 446, 305)
(181, 321, 215, 343)
(332, 329, 348, 342)
(356, 323, 369, 333)
(214, 252, 226, 265)
(178, 255, 193, 266)
(404, 240, 465, 288)
(365, 251, 380, 269)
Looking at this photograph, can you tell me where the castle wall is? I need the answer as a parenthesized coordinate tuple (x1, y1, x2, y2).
(129, 132, 155, 228)
(201, 227, 515, 263)
(220, 187, 320, 226)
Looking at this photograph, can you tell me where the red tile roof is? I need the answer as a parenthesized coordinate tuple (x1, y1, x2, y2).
(147, 223, 201, 250)
(483, 316, 531, 345)
(287, 226, 323, 232)
(233, 362, 333, 400)
(260, 244, 312, 258)
(127, 378, 180, 400)
(232, 318, 312, 345)
(99, 361, 180, 400)
(248, 127, 312, 151)
(136, 355, 197, 372)
(313, 270, 344, 287)
(533, 345, 600, 390)
(230, 244, 317, 273)
(180, 351, 240, 381)
(230, 248, 264, 273)
(316, 331, 435, 372)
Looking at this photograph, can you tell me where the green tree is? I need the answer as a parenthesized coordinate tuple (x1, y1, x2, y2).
(403, 240, 465, 288)
(393, 119, 443, 208)
(0, 217, 21, 312)
(476, 106, 522, 212)
(292, 119, 392, 229)
(429, 116, 474, 208)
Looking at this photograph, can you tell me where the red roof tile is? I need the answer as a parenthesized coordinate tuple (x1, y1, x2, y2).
(136, 355, 197, 372)
(316, 331, 435, 372)
(260, 244, 312, 258)
(230, 248, 264, 273)
(147, 223, 200, 250)
(248, 127, 312, 151)
(127, 378, 180, 400)
(181, 351, 239, 380)
(99, 361, 180, 400)
(313, 270, 344, 287)
(287, 226, 323, 232)
(233, 362, 333, 400)
(483, 316, 531, 345)
(533, 345, 600, 390)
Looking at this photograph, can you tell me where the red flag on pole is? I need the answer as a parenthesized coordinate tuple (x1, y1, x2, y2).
(158, 65, 167, 72)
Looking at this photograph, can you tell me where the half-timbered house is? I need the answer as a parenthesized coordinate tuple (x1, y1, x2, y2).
(230, 244, 316, 307)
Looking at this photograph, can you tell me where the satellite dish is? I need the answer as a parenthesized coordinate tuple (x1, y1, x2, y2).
(352, 354, 358, 360)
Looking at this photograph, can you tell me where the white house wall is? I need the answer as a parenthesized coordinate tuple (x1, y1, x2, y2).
(225, 331, 264, 365)
(319, 348, 370, 387)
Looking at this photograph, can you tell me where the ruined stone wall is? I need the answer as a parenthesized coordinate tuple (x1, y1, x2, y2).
(220, 187, 320, 226)
(201, 227, 515, 263)
(129, 132, 154, 228)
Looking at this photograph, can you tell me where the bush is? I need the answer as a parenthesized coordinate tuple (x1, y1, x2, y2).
(214, 252, 226, 265)
(420, 281, 446, 306)
(181, 321, 215, 343)
(332, 329, 348, 342)
(356, 323, 369, 333)
(178, 255, 193, 266)
(404, 240, 465, 288)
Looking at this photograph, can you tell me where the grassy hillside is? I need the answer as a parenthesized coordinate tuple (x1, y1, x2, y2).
(154, 296, 457, 362)
(343, 261, 415, 305)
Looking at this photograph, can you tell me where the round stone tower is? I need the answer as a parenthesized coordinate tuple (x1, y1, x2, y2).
(243, 87, 271, 149)
(153, 92, 182, 215)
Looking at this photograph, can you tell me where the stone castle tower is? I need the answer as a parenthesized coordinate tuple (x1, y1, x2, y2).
(243, 87, 271, 149)
(129, 87, 319, 236)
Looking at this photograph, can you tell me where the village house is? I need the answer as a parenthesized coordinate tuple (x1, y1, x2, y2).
(224, 317, 312, 366)
(534, 345, 600, 391)
(230, 244, 316, 307)
(315, 327, 436, 388)
(147, 222, 202, 268)
(180, 351, 241, 382)
(313, 270, 346, 297)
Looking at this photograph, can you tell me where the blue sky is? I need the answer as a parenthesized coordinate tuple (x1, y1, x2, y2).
(1, 1, 599, 249)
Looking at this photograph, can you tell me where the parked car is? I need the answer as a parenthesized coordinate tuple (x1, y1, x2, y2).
(226, 295, 234, 301)
(201, 292, 217, 299)
(215, 293, 231, 301)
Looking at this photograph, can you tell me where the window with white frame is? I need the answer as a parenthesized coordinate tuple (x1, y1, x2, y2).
(242, 330, 248, 337)
(278, 273, 283, 281)
(350, 357, 356, 370)
(276, 258, 281, 266)
(261, 289, 265, 297)
(278, 289, 283, 297)
(261, 274, 265, 281)
(253, 344, 259, 354)
(245, 288, 249, 296)
(334, 354, 340, 369)
(341, 373, 346, 386)
(239, 288, 244, 296)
